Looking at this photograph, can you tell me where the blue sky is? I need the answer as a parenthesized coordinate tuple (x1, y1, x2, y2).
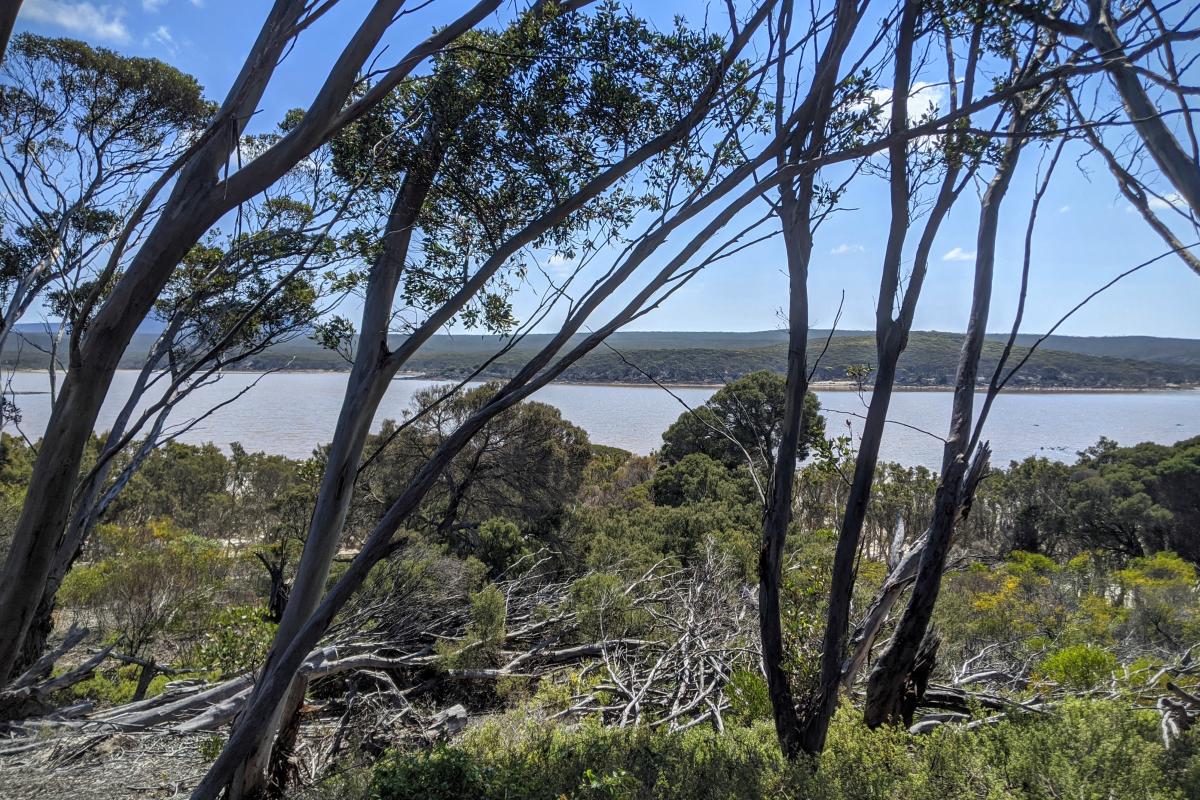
(12, 0, 1200, 339)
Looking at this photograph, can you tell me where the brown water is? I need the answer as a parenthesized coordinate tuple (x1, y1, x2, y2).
(4, 371, 1198, 468)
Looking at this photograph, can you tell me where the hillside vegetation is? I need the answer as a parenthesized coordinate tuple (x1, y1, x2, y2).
(5, 330, 1197, 388)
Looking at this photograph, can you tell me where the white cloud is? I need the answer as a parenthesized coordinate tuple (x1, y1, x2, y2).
(863, 81, 946, 128)
(142, 0, 166, 10)
(830, 243, 865, 255)
(1148, 192, 1185, 211)
(1059, 205, 1070, 214)
(21, 0, 130, 43)
(545, 253, 574, 279)
(942, 247, 975, 262)
(147, 24, 175, 53)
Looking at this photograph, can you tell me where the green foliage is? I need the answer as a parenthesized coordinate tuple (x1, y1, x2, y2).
(354, 383, 591, 553)
(0, 434, 33, 555)
(58, 519, 228, 657)
(3, 34, 212, 141)
(196, 605, 277, 678)
(474, 518, 531, 577)
(566, 496, 760, 582)
(372, 700, 1192, 800)
(371, 745, 492, 799)
(650, 453, 753, 507)
(437, 583, 507, 668)
(1036, 645, 1117, 690)
(1, 34, 212, 336)
(69, 664, 171, 706)
(107, 441, 232, 534)
(371, 719, 802, 800)
(659, 370, 825, 473)
(199, 736, 225, 763)
(1067, 437, 1200, 562)
(725, 668, 771, 726)
(937, 546, 1200, 674)
(1115, 551, 1200, 647)
(329, 2, 730, 334)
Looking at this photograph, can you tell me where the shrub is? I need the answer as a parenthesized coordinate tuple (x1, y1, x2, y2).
(196, 605, 277, 677)
(372, 719, 800, 800)
(68, 664, 171, 706)
(58, 519, 228, 657)
(435, 583, 506, 668)
(475, 517, 531, 577)
(370, 700, 1190, 800)
(1036, 644, 1117, 690)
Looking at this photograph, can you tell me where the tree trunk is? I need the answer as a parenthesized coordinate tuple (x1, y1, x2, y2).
(16, 352, 172, 673)
(863, 111, 1028, 727)
(795, 0, 926, 754)
(0, 0, 314, 682)
(0, 216, 211, 681)
(0, 0, 20, 64)
(226, 135, 444, 799)
(758, 170, 814, 759)
(751, 0, 866, 760)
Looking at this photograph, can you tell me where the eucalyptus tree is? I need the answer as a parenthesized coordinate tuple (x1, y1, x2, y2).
(747, 0, 1081, 754)
(0, 0, 507, 683)
(1007, 1, 1200, 225)
(784, 0, 994, 752)
(13, 130, 356, 670)
(196, 2, 795, 793)
(0, 33, 211, 365)
(832, 2, 1200, 719)
(860, 27, 1063, 728)
(755, 0, 872, 757)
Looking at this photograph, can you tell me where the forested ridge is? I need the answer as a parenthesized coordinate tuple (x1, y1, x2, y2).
(7, 329, 1198, 388)
(395, 332, 1200, 387)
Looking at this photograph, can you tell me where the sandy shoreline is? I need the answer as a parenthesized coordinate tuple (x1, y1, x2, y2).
(6, 368, 1196, 394)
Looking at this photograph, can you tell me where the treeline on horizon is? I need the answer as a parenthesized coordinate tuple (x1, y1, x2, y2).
(398, 333, 1200, 387)
(71, 331, 1200, 387)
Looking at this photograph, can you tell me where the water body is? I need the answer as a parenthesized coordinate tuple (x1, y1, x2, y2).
(4, 370, 1198, 468)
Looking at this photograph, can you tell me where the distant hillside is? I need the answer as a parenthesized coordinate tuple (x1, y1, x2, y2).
(983, 333, 1200, 366)
(3, 328, 1198, 388)
(390, 332, 1200, 388)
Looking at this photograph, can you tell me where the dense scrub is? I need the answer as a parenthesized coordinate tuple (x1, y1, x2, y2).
(369, 702, 1200, 800)
(2, 376, 1198, 796)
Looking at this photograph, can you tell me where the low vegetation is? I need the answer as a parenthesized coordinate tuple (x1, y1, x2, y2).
(2, 374, 1197, 798)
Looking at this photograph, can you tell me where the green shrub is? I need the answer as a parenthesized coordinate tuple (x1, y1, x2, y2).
(475, 517, 531, 577)
(370, 700, 1190, 800)
(68, 664, 171, 705)
(1036, 644, 1117, 690)
(372, 719, 800, 800)
(435, 583, 507, 668)
(196, 605, 277, 677)
(725, 668, 770, 726)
